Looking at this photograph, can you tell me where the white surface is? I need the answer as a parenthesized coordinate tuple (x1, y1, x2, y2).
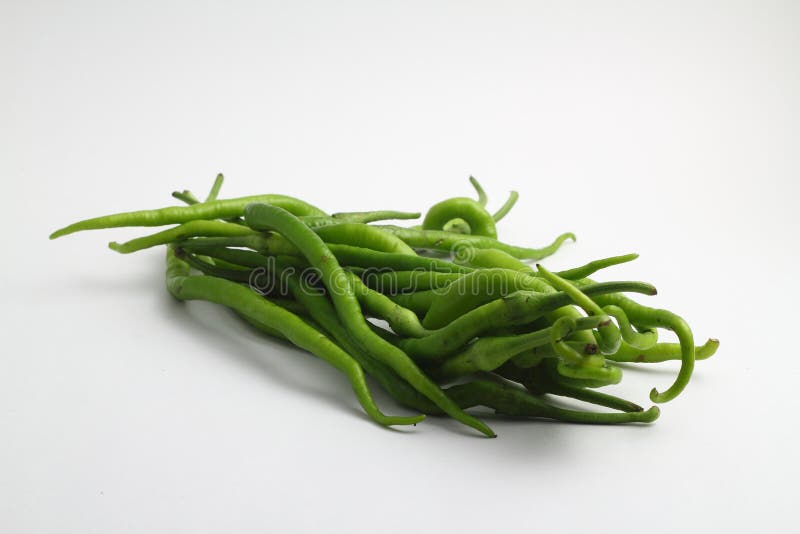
(2, 1, 798, 533)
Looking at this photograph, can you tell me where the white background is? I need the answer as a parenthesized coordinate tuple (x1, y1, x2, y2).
(2, 1, 798, 533)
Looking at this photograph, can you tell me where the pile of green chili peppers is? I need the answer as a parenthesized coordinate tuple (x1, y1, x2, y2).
(50, 174, 718, 437)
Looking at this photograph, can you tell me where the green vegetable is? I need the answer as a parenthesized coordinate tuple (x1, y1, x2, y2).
(50, 174, 717, 436)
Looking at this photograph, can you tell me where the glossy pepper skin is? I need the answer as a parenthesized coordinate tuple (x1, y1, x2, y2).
(49, 174, 717, 436)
